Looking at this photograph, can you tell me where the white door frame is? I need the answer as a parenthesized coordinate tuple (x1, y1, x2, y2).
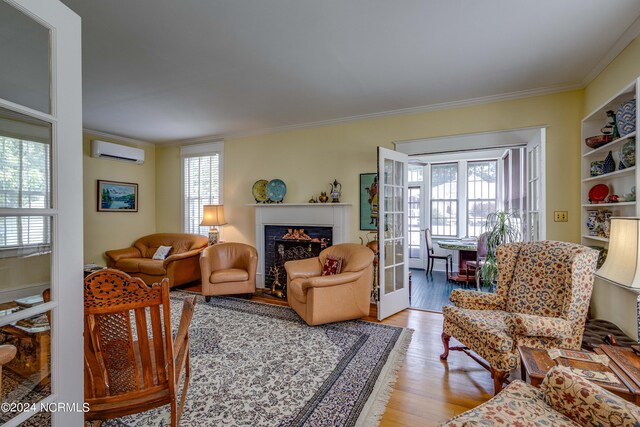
(0, 1, 83, 425)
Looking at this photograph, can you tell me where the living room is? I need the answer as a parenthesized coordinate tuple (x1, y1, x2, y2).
(4, 1, 640, 426)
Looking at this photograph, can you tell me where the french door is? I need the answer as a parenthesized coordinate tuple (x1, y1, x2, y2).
(526, 129, 546, 241)
(0, 1, 83, 425)
(377, 147, 409, 320)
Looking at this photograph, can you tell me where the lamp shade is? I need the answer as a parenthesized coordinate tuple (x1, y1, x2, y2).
(200, 205, 227, 226)
(596, 217, 640, 288)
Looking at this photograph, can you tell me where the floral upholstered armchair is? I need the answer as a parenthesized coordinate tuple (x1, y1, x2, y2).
(439, 365, 640, 427)
(440, 241, 598, 394)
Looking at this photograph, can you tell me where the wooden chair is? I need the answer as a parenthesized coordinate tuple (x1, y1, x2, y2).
(83, 269, 196, 426)
(425, 228, 452, 281)
(465, 232, 488, 290)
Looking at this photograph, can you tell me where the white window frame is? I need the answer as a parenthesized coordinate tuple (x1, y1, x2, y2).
(180, 141, 224, 236)
(466, 159, 499, 237)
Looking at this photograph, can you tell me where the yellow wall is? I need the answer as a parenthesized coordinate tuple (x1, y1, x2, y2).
(583, 37, 640, 340)
(82, 133, 157, 264)
(156, 90, 584, 246)
(155, 146, 182, 233)
(0, 253, 50, 300)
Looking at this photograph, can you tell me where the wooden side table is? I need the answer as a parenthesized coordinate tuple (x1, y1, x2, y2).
(518, 346, 636, 403)
(595, 345, 640, 405)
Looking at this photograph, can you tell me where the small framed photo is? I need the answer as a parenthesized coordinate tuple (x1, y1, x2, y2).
(360, 173, 378, 230)
(97, 180, 138, 212)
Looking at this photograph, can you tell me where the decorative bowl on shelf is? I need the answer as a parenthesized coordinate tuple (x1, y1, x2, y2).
(619, 138, 636, 168)
(266, 179, 287, 203)
(585, 135, 614, 149)
(588, 184, 609, 203)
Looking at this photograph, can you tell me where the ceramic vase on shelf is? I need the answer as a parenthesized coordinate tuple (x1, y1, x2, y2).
(602, 151, 616, 174)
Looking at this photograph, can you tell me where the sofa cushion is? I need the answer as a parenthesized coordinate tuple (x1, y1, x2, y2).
(210, 268, 249, 283)
(442, 306, 513, 352)
(438, 380, 580, 426)
(115, 258, 146, 273)
(138, 259, 166, 275)
(542, 366, 640, 427)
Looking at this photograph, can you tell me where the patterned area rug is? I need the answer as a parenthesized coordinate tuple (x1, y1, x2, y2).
(104, 292, 412, 427)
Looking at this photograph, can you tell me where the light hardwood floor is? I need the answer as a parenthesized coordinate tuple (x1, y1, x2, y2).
(182, 285, 492, 426)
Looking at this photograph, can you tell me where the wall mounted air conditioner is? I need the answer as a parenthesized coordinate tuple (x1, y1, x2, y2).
(91, 140, 145, 164)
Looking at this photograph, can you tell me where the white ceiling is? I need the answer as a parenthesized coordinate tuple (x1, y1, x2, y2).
(59, 0, 640, 143)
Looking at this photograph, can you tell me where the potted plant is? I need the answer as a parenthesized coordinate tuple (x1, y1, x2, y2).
(479, 210, 522, 288)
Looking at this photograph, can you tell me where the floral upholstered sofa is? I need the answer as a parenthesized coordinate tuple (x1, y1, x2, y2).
(441, 241, 599, 393)
(439, 365, 640, 426)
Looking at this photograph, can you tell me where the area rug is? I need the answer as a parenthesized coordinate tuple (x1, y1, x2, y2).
(104, 292, 412, 427)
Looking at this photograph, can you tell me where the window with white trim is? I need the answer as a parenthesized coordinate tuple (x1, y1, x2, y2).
(467, 160, 497, 237)
(0, 136, 51, 247)
(181, 142, 223, 236)
(430, 163, 458, 237)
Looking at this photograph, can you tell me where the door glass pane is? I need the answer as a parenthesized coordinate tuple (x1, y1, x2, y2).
(0, 216, 51, 316)
(394, 161, 404, 186)
(384, 240, 394, 266)
(384, 159, 393, 184)
(384, 267, 394, 294)
(0, 2, 50, 113)
(0, 108, 52, 209)
(408, 187, 421, 259)
(395, 264, 404, 290)
(0, 310, 51, 425)
(394, 238, 404, 264)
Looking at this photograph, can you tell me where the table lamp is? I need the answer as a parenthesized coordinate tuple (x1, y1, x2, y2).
(201, 205, 227, 245)
(595, 217, 640, 353)
(595, 217, 640, 289)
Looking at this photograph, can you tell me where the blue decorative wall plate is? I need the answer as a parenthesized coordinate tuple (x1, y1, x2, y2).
(266, 179, 287, 202)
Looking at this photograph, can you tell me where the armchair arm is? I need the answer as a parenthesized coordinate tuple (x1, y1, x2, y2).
(105, 246, 141, 263)
(506, 313, 570, 338)
(163, 248, 204, 268)
(301, 271, 362, 290)
(449, 289, 505, 310)
(542, 366, 640, 426)
(284, 257, 322, 281)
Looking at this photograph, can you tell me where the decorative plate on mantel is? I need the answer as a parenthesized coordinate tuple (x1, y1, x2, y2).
(266, 179, 287, 203)
(252, 179, 269, 203)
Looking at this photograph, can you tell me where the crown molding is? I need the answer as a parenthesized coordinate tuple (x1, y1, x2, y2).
(202, 83, 581, 141)
(583, 15, 640, 85)
(83, 128, 155, 148)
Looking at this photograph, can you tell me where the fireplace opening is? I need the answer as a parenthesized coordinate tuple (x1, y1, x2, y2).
(263, 225, 333, 298)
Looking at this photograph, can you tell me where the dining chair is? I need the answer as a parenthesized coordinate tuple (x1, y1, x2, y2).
(465, 232, 488, 290)
(425, 228, 452, 281)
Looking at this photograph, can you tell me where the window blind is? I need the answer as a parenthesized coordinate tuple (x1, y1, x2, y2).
(182, 153, 221, 235)
(0, 136, 51, 247)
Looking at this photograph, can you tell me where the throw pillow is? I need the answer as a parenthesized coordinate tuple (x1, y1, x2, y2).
(152, 245, 172, 260)
(322, 256, 342, 276)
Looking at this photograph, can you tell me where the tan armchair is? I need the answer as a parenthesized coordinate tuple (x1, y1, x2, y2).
(105, 233, 208, 287)
(440, 240, 598, 394)
(199, 242, 258, 301)
(284, 243, 374, 326)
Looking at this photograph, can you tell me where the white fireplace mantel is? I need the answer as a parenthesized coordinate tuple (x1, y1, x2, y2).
(250, 203, 351, 288)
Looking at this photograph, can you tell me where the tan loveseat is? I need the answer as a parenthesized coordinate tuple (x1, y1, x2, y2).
(284, 243, 374, 326)
(105, 233, 208, 287)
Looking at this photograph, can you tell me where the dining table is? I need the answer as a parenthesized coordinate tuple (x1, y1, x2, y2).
(436, 239, 478, 285)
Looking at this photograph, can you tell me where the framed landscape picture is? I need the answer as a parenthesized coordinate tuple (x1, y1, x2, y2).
(97, 180, 138, 212)
(359, 173, 378, 230)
